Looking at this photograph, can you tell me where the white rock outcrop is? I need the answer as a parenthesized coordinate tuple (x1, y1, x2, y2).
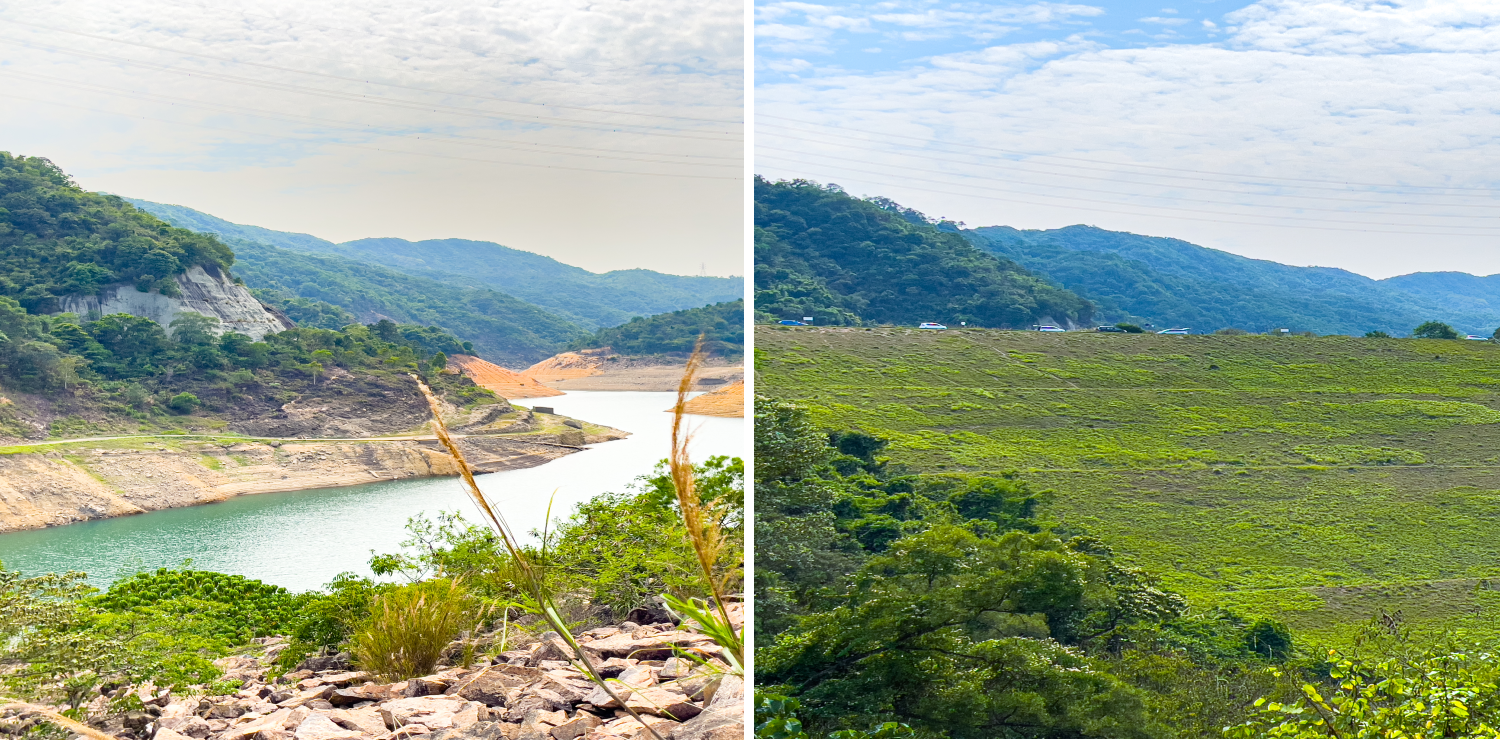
(56, 265, 293, 339)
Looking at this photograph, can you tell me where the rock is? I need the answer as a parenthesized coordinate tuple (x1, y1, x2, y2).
(218, 709, 292, 740)
(623, 605, 676, 627)
(205, 703, 248, 720)
(617, 623, 640, 632)
(581, 632, 717, 662)
(404, 679, 450, 698)
(615, 666, 656, 688)
(330, 708, 388, 736)
(280, 686, 336, 709)
(301, 672, 371, 690)
(591, 659, 632, 679)
(378, 696, 476, 731)
(153, 728, 194, 740)
(297, 653, 354, 673)
(545, 714, 601, 740)
(667, 676, 741, 740)
(424, 721, 511, 740)
(293, 714, 364, 740)
(528, 640, 571, 666)
(657, 659, 692, 681)
(123, 711, 153, 732)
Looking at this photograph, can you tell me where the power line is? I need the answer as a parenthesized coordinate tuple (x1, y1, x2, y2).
(1, 69, 740, 169)
(0, 17, 744, 126)
(0, 36, 741, 142)
(758, 115, 1500, 193)
(758, 145, 1500, 218)
(10, 91, 743, 181)
(754, 159, 1500, 236)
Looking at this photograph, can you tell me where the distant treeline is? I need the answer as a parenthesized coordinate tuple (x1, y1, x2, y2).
(569, 299, 744, 357)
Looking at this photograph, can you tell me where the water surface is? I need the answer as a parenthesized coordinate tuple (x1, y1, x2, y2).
(0, 391, 742, 591)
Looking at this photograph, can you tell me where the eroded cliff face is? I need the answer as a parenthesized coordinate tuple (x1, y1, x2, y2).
(56, 265, 293, 339)
(0, 433, 612, 534)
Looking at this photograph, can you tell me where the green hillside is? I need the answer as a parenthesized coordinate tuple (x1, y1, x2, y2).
(225, 238, 583, 366)
(570, 299, 743, 357)
(126, 199, 742, 330)
(756, 326, 1500, 644)
(0, 154, 234, 313)
(754, 178, 1094, 328)
(966, 224, 1500, 335)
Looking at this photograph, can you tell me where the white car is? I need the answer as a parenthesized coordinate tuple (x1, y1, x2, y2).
(1157, 328, 1191, 335)
(918, 322, 947, 330)
(1037, 326, 1066, 332)
(1466, 335, 1490, 341)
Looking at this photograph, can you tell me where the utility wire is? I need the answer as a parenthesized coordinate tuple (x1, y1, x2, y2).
(1, 69, 740, 169)
(0, 17, 744, 126)
(756, 155, 1500, 235)
(759, 116, 1500, 193)
(11, 91, 742, 181)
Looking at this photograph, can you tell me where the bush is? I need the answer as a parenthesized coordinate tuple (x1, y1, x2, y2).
(1413, 321, 1460, 339)
(1116, 323, 1144, 333)
(351, 579, 477, 680)
(166, 392, 199, 414)
(1365, 330, 1391, 338)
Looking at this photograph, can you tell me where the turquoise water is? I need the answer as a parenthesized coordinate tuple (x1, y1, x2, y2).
(0, 391, 743, 592)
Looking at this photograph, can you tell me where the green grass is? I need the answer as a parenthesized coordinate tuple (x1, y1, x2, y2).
(756, 328, 1500, 644)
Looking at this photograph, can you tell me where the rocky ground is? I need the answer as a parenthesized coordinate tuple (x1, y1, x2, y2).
(16, 614, 743, 740)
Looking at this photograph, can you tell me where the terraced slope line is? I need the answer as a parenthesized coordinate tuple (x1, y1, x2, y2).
(523, 350, 609, 383)
(449, 354, 563, 399)
(676, 381, 744, 417)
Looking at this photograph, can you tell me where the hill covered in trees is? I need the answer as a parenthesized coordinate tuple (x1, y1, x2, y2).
(225, 239, 584, 366)
(0, 154, 235, 313)
(754, 178, 1094, 328)
(965, 224, 1500, 335)
(128, 199, 742, 331)
(569, 299, 743, 357)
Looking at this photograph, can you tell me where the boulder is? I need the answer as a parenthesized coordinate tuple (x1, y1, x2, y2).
(547, 714, 601, 740)
(219, 709, 293, 740)
(455, 667, 538, 707)
(330, 707, 389, 736)
(581, 632, 717, 662)
(298, 653, 355, 673)
(378, 696, 476, 731)
(293, 714, 365, 740)
(667, 676, 742, 740)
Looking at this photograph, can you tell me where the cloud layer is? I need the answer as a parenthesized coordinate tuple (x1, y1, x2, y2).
(756, 0, 1500, 279)
(0, 0, 744, 276)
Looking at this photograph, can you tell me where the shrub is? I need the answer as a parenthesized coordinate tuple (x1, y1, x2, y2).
(1413, 321, 1460, 339)
(1116, 323, 1144, 333)
(166, 392, 199, 414)
(1365, 330, 1391, 338)
(351, 579, 477, 680)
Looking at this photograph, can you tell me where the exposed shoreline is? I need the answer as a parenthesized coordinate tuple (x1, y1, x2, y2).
(0, 430, 622, 535)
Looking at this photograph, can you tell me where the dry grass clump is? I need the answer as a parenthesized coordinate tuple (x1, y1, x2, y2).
(352, 578, 477, 681)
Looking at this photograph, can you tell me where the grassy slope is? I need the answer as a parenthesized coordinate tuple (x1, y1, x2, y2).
(756, 326, 1500, 644)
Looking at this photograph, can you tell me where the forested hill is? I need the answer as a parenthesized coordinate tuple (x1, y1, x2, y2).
(0, 154, 234, 313)
(754, 178, 1094, 328)
(227, 239, 584, 366)
(965, 224, 1500, 336)
(127, 199, 742, 330)
(569, 299, 743, 357)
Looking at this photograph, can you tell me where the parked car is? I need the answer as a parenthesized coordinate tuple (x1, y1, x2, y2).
(778, 320, 807, 326)
(1466, 335, 1490, 340)
(1037, 326, 1066, 332)
(918, 322, 947, 330)
(1096, 325, 1125, 333)
(1157, 328, 1191, 335)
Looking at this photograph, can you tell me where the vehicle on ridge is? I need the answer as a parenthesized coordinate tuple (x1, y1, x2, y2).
(1037, 326, 1066, 332)
(1157, 328, 1191, 335)
(918, 322, 947, 330)
(778, 320, 807, 326)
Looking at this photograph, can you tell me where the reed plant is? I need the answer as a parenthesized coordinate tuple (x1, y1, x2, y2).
(407, 336, 743, 740)
(351, 578, 477, 681)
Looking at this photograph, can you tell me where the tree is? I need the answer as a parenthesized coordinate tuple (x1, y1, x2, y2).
(1365, 330, 1391, 338)
(1413, 321, 1460, 339)
(167, 392, 199, 414)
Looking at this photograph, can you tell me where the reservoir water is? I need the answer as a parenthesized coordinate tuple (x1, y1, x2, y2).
(0, 391, 743, 592)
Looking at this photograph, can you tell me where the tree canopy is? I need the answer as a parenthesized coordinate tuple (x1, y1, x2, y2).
(568, 300, 744, 357)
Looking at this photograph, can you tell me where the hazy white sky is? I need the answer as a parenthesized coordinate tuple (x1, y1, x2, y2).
(756, 0, 1500, 280)
(0, 0, 744, 276)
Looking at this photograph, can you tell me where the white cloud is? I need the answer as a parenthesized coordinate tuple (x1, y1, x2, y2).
(756, 0, 1500, 279)
(0, 0, 744, 275)
(1139, 16, 1191, 25)
(756, 1, 1104, 50)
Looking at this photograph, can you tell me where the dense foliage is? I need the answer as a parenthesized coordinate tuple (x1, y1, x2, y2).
(226, 238, 585, 366)
(754, 179, 1094, 328)
(965, 224, 1500, 336)
(753, 396, 1301, 738)
(129, 199, 744, 332)
(0, 154, 234, 313)
(569, 300, 744, 357)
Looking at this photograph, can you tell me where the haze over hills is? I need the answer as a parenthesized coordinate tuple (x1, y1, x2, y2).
(965, 224, 1500, 336)
(127, 199, 742, 331)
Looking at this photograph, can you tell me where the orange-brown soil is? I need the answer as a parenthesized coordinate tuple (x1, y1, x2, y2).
(449, 354, 563, 399)
(521, 349, 610, 383)
(674, 381, 744, 418)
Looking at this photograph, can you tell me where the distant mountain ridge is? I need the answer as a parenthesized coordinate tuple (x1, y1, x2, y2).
(963, 223, 1500, 336)
(126, 199, 741, 330)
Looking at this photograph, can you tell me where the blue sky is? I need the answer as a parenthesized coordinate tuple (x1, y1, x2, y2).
(758, 0, 1259, 79)
(755, 0, 1500, 279)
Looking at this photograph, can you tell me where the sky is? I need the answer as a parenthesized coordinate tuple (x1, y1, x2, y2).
(0, 0, 744, 277)
(755, 0, 1500, 280)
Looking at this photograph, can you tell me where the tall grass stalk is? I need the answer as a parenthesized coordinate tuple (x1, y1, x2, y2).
(0, 699, 118, 740)
(666, 340, 744, 674)
(408, 375, 666, 740)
